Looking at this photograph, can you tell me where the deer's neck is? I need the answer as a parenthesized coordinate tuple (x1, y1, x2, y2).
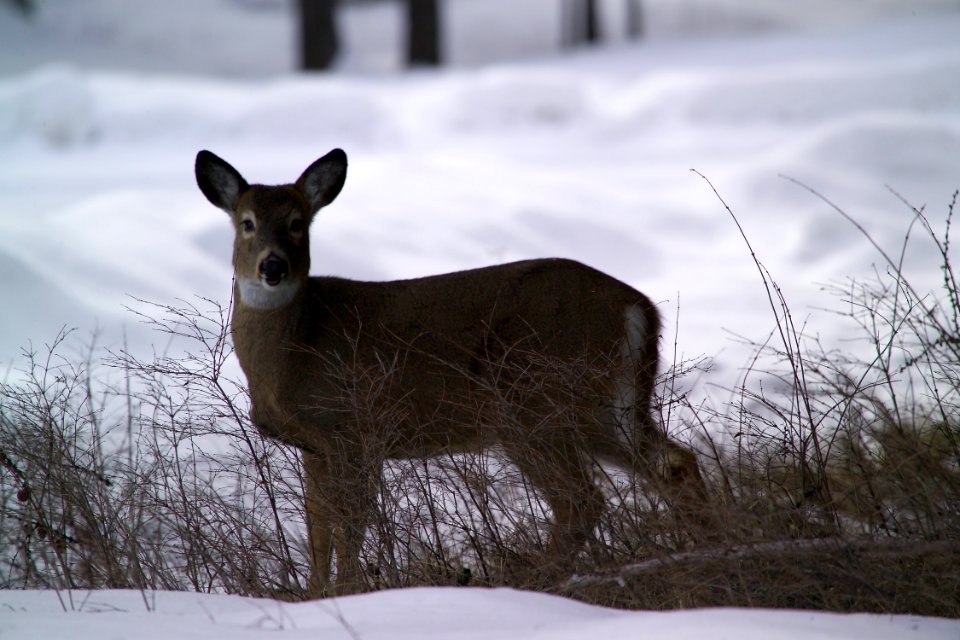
(230, 282, 308, 390)
(230, 282, 334, 451)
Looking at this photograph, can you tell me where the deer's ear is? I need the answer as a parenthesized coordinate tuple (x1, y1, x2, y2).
(195, 150, 250, 214)
(296, 148, 347, 215)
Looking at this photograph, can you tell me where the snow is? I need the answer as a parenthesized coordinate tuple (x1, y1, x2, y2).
(2, 587, 958, 640)
(1, 0, 959, 636)
(3, 7, 959, 377)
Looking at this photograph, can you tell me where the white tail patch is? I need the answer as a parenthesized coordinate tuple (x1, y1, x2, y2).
(612, 303, 649, 451)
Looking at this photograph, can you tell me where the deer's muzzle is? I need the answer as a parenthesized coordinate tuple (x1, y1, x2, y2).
(259, 254, 289, 287)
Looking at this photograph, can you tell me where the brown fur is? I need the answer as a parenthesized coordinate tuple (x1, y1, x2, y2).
(195, 149, 708, 595)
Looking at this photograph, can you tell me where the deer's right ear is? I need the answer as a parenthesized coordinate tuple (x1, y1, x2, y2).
(195, 150, 250, 214)
(297, 148, 348, 215)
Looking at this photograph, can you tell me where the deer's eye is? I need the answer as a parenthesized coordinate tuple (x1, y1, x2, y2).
(289, 218, 305, 234)
(240, 219, 255, 234)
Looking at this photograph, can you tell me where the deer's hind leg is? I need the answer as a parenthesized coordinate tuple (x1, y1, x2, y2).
(503, 433, 606, 562)
(614, 303, 712, 528)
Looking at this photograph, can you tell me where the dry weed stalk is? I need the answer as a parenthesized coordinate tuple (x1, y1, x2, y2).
(0, 187, 956, 615)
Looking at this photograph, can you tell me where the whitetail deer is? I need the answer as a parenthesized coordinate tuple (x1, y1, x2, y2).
(195, 148, 709, 596)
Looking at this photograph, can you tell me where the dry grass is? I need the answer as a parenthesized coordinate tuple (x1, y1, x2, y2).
(1, 189, 957, 616)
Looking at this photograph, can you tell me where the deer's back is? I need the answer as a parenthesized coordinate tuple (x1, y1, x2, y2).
(306, 257, 657, 362)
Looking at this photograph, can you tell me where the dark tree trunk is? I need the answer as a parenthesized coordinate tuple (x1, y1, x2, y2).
(406, 0, 441, 66)
(583, 0, 599, 43)
(299, 0, 338, 71)
(626, 0, 644, 39)
(565, 0, 601, 47)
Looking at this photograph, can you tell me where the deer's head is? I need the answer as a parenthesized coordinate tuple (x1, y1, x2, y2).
(195, 149, 347, 309)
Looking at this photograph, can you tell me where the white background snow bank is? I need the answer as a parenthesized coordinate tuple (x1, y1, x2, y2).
(2, 6, 958, 383)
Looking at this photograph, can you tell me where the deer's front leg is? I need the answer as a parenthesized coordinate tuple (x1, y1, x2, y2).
(302, 451, 335, 598)
(325, 438, 382, 595)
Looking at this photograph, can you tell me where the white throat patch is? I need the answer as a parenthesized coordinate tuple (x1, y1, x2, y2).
(237, 277, 300, 309)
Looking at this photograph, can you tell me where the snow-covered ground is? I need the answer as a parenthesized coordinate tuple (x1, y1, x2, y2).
(1, 1, 959, 636)
(3, 586, 959, 640)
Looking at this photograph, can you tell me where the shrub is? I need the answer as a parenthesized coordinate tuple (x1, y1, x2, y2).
(0, 189, 956, 615)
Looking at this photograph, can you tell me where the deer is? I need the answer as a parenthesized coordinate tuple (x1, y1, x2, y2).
(194, 148, 710, 596)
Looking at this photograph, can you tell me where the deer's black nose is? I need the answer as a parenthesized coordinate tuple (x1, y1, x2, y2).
(259, 254, 288, 287)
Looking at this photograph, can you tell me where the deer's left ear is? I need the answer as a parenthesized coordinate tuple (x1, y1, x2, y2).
(296, 148, 348, 214)
(195, 150, 250, 214)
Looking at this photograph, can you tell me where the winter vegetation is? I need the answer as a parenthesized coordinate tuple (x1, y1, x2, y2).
(1, 1, 959, 638)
